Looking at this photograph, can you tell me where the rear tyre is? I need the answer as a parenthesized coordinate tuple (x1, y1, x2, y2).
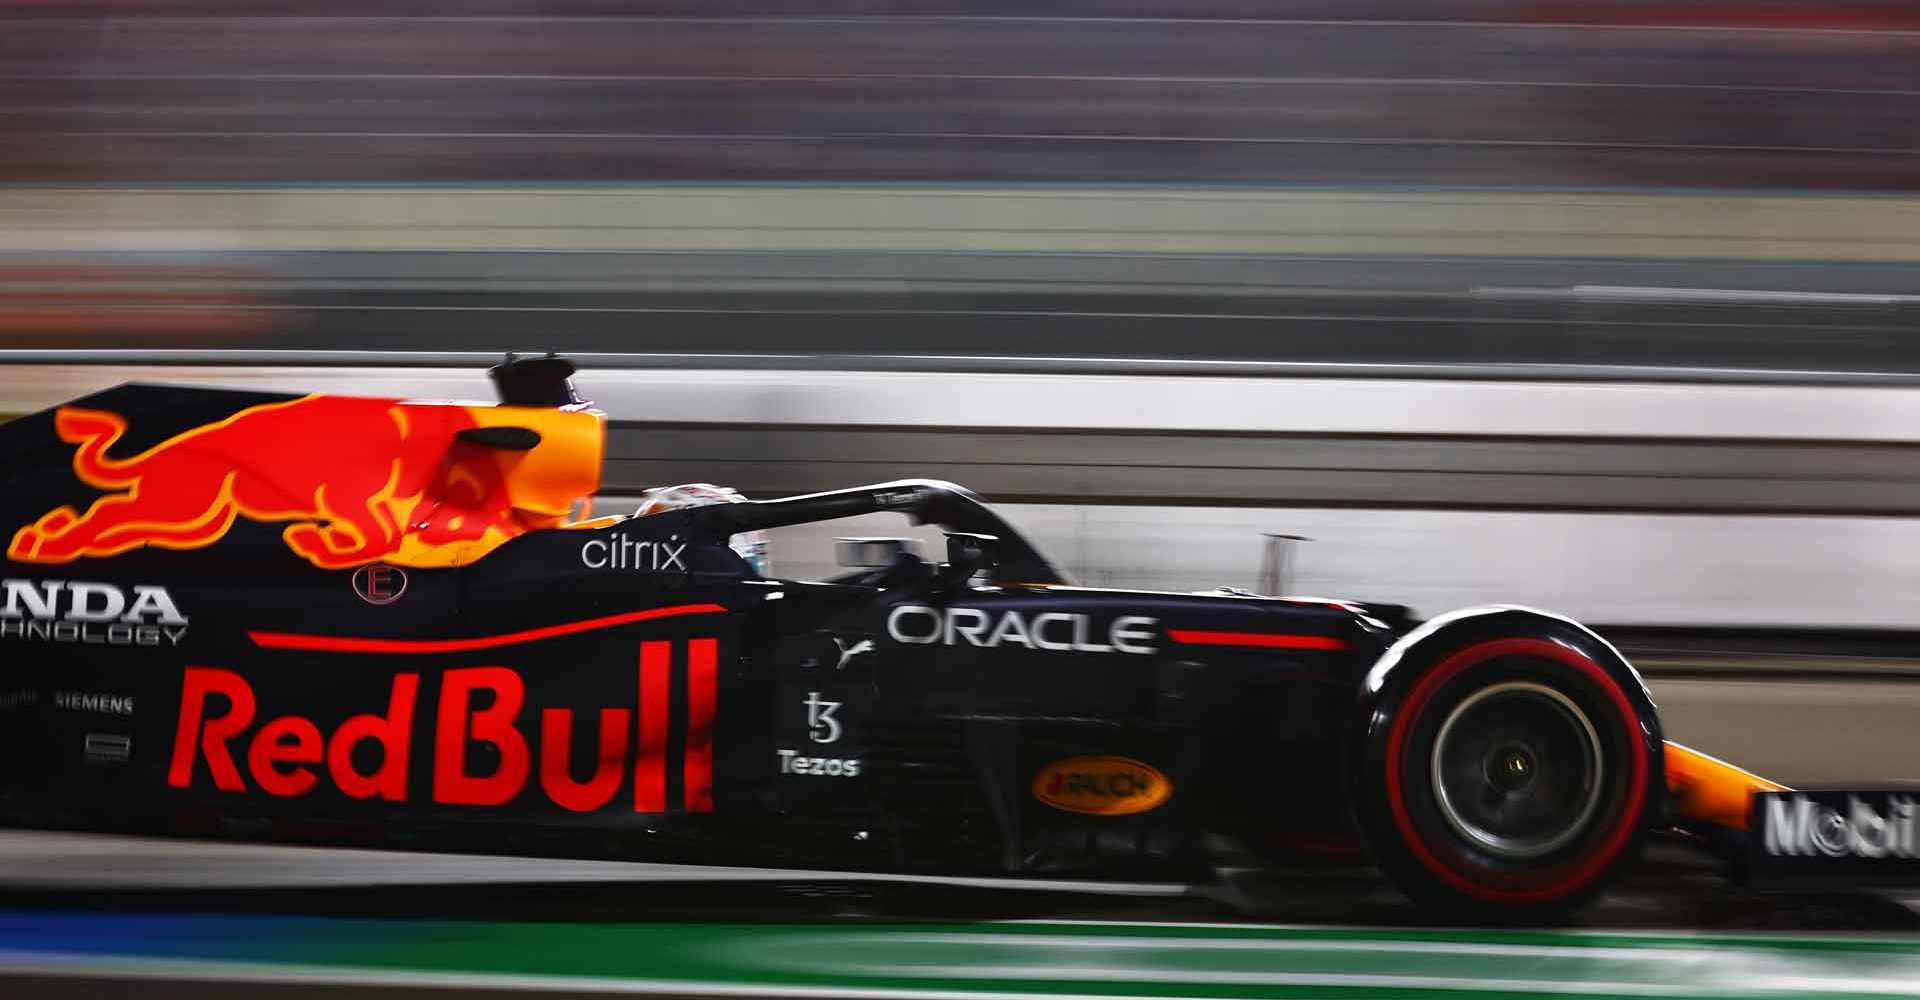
(1352, 613, 1662, 923)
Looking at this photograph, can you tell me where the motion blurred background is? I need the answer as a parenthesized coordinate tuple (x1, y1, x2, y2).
(7, 0, 1920, 783)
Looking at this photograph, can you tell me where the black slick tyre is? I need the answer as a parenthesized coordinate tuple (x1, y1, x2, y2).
(1351, 611, 1663, 923)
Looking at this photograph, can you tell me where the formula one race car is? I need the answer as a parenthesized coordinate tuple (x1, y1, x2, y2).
(0, 357, 1899, 922)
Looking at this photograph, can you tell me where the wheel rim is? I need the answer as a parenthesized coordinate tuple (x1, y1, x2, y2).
(1429, 680, 1604, 861)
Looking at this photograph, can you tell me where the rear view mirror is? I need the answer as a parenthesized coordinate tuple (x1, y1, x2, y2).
(489, 352, 583, 407)
(836, 537, 921, 569)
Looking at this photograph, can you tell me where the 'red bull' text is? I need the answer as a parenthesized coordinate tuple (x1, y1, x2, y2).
(166, 640, 717, 813)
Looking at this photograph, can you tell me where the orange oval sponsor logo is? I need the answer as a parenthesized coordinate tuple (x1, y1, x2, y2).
(1031, 755, 1172, 816)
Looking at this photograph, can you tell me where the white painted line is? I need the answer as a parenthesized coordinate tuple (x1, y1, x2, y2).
(1570, 286, 1920, 305)
(0, 831, 1188, 895)
(880, 964, 1920, 997)
(0, 952, 1345, 1000)
(879, 932, 1727, 961)
(879, 966, 1692, 996)
(10, 948, 1920, 1000)
(996, 916, 1920, 942)
(747, 932, 1920, 997)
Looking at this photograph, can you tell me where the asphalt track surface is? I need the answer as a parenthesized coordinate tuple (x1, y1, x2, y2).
(2, 831, 1920, 998)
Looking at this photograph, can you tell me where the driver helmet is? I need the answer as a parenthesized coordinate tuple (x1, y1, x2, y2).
(634, 483, 771, 576)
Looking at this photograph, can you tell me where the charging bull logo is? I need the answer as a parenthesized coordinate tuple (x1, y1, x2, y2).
(9, 394, 602, 570)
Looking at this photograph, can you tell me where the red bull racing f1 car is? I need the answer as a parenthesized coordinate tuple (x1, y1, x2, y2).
(0, 356, 1905, 922)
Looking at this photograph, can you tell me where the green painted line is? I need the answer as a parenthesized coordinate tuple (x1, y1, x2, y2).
(6, 914, 1920, 998)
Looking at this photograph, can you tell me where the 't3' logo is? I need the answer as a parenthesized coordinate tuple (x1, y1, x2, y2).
(804, 691, 841, 744)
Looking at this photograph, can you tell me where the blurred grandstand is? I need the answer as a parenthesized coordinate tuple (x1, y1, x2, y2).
(7, 0, 1920, 188)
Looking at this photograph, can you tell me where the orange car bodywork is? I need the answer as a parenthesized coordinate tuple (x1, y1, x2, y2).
(1664, 740, 1789, 832)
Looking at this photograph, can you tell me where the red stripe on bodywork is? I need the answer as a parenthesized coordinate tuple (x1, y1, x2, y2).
(636, 640, 670, 814)
(684, 637, 718, 813)
(1167, 629, 1350, 650)
(249, 603, 727, 654)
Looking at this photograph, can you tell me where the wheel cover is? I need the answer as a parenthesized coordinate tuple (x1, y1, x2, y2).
(1430, 681, 1604, 860)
